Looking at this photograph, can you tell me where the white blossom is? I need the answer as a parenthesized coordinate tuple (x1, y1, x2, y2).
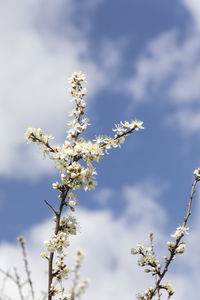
(171, 226, 189, 239)
(193, 168, 200, 181)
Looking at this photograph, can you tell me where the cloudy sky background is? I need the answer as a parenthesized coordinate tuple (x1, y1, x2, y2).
(1, 0, 200, 299)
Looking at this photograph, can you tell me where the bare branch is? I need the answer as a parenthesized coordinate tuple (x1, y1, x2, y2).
(18, 236, 35, 300)
(13, 267, 25, 300)
(44, 200, 58, 216)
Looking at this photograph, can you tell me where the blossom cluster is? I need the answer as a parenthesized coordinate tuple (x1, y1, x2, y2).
(44, 232, 70, 253)
(55, 250, 90, 300)
(131, 233, 176, 299)
(25, 71, 144, 194)
(170, 225, 189, 240)
(43, 215, 77, 253)
(193, 168, 200, 181)
(131, 238, 161, 276)
(42, 214, 78, 290)
(131, 225, 190, 298)
(136, 282, 174, 300)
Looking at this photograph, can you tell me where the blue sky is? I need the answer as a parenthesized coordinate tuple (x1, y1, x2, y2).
(1, 0, 200, 299)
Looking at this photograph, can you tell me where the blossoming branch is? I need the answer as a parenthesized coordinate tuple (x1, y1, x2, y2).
(25, 71, 144, 300)
(131, 168, 200, 299)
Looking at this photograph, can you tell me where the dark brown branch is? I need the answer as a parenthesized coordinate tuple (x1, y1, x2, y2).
(44, 200, 58, 216)
(47, 187, 69, 300)
(30, 134, 55, 153)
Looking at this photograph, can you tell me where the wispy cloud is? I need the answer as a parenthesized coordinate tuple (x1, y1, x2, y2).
(93, 187, 114, 205)
(123, 180, 167, 226)
(127, 29, 200, 103)
(125, 0, 200, 135)
(165, 108, 200, 134)
(0, 0, 121, 179)
(183, 0, 200, 29)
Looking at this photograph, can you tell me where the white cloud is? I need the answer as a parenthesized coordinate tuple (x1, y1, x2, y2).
(0, 0, 121, 179)
(123, 180, 167, 227)
(0, 180, 199, 300)
(183, 0, 200, 29)
(165, 108, 200, 134)
(93, 187, 113, 205)
(125, 0, 200, 135)
(126, 31, 180, 101)
(127, 29, 200, 104)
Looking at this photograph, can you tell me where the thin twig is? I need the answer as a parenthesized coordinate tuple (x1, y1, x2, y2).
(0, 272, 8, 295)
(18, 236, 35, 300)
(13, 267, 25, 300)
(0, 268, 17, 284)
(44, 200, 58, 216)
(150, 179, 198, 298)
